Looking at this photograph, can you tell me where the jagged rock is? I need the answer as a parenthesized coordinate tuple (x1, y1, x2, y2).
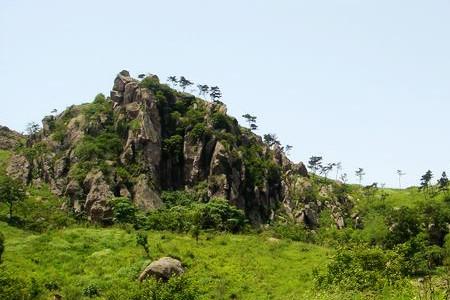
(0, 126, 22, 150)
(83, 171, 113, 222)
(139, 257, 184, 282)
(7, 155, 30, 184)
(10, 70, 336, 226)
(132, 175, 163, 211)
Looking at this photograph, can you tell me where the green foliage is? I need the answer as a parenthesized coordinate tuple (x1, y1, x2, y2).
(111, 197, 136, 224)
(315, 245, 405, 292)
(74, 132, 122, 162)
(195, 198, 246, 233)
(137, 231, 150, 257)
(82, 284, 100, 298)
(162, 135, 184, 162)
(210, 112, 232, 131)
(143, 196, 246, 233)
(161, 191, 197, 208)
(137, 276, 199, 300)
(0, 175, 26, 219)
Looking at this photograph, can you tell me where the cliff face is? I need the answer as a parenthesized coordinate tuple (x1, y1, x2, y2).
(6, 70, 351, 227)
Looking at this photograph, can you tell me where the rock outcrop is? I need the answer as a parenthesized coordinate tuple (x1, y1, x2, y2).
(139, 257, 184, 282)
(0, 126, 22, 150)
(5, 70, 353, 228)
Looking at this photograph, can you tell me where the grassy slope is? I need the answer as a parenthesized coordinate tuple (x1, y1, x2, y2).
(1, 222, 333, 300)
(0, 150, 421, 299)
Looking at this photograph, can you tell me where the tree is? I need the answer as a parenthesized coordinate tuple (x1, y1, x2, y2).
(438, 172, 449, 194)
(242, 114, 258, 131)
(419, 170, 433, 199)
(397, 170, 406, 189)
(320, 163, 336, 180)
(26, 122, 40, 137)
(111, 197, 137, 224)
(179, 76, 194, 92)
(355, 168, 365, 185)
(263, 133, 280, 147)
(209, 86, 222, 102)
(136, 231, 150, 257)
(285, 145, 293, 157)
(51, 109, 58, 115)
(197, 84, 209, 97)
(0, 176, 26, 220)
(335, 162, 342, 180)
(167, 76, 178, 87)
(308, 156, 323, 175)
(340, 173, 348, 184)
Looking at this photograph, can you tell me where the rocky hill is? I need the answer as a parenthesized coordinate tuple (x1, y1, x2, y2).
(0, 126, 22, 150)
(5, 70, 352, 226)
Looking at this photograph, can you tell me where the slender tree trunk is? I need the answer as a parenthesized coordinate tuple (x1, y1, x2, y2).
(9, 203, 13, 219)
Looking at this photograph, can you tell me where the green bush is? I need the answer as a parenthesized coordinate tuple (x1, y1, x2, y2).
(211, 112, 231, 131)
(82, 283, 100, 298)
(161, 191, 197, 208)
(135, 276, 199, 300)
(111, 197, 137, 224)
(315, 245, 404, 291)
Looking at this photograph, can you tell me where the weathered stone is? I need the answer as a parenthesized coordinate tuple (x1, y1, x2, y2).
(83, 171, 113, 222)
(132, 175, 163, 211)
(139, 257, 184, 282)
(7, 155, 30, 184)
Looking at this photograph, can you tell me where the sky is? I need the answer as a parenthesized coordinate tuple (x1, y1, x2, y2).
(1, 0, 450, 188)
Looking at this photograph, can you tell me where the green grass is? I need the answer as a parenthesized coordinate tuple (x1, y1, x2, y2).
(0, 222, 335, 299)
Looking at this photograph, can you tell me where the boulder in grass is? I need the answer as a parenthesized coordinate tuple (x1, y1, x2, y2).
(139, 257, 184, 282)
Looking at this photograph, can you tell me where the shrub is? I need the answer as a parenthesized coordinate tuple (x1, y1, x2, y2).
(137, 231, 150, 257)
(111, 197, 136, 224)
(384, 207, 420, 248)
(315, 245, 404, 291)
(161, 191, 197, 208)
(82, 284, 100, 298)
(138, 276, 199, 300)
(211, 112, 231, 131)
(195, 198, 246, 232)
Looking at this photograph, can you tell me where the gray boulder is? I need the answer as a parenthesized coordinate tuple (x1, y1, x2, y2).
(139, 257, 184, 282)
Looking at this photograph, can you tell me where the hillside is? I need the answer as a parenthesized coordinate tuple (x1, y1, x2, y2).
(5, 70, 352, 229)
(2, 71, 450, 300)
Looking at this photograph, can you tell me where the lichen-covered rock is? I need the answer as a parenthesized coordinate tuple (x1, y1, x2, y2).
(83, 171, 113, 222)
(132, 175, 163, 211)
(139, 257, 184, 282)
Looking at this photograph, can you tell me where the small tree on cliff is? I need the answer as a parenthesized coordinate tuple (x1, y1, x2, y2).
(263, 134, 280, 147)
(355, 168, 366, 185)
(179, 76, 194, 92)
(242, 114, 258, 131)
(197, 84, 209, 97)
(419, 170, 433, 199)
(167, 76, 178, 87)
(0, 176, 26, 220)
(308, 156, 323, 175)
(438, 172, 449, 194)
(210, 86, 222, 102)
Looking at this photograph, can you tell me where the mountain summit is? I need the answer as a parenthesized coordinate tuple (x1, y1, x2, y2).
(6, 70, 351, 227)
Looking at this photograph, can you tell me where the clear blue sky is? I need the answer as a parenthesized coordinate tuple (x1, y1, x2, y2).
(1, 0, 450, 187)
